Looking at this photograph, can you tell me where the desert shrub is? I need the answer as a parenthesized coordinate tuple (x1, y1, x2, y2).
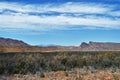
(0, 51, 120, 74)
(113, 74, 119, 80)
(40, 72, 45, 78)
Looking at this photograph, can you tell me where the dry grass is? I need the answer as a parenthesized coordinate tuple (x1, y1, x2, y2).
(1, 68, 120, 80)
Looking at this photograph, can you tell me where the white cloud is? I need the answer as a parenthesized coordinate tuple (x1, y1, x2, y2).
(0, 2, 116, 15)
(47, 2, 109, 14)
(0, 2, 120, 33)
(0, 14, 119, 29)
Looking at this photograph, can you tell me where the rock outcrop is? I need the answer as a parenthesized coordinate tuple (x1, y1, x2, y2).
(80, 41, 120, 51)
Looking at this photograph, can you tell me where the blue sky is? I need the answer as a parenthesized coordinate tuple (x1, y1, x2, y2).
(0, 0, 120, 46)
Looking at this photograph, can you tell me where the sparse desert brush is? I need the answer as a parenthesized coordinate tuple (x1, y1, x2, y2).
(0, 51, 120, 76)
(1, 68, 120, 80)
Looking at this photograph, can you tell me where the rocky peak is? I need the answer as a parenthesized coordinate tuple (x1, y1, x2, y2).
(80, 42, 89, 48)
(80, 41, 120, 51)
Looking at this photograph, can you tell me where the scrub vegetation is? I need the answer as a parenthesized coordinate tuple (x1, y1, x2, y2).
(0, 51, 120, 79)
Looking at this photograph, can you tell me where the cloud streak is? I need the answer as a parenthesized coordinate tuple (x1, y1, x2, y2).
(0, 2, 120, 33)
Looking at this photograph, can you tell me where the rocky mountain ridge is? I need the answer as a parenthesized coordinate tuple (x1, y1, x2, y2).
(0, 37, 120, 52)
(79, 41, 120, 51)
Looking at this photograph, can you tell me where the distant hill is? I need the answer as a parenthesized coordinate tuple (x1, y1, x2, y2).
(0, 37, 29, 47)
(79, 41, 120, 51)
(0, 37, 120, 53)
(0, 37, 32, 52)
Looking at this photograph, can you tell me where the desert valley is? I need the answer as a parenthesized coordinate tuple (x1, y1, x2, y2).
(0, 37, 120, 80)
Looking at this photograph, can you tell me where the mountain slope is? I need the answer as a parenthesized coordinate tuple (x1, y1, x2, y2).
(0, 37, 120, 52)
(80, 41, 120, 51)
(0, 37, 31, 52)
(0, 37, 29, 47)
